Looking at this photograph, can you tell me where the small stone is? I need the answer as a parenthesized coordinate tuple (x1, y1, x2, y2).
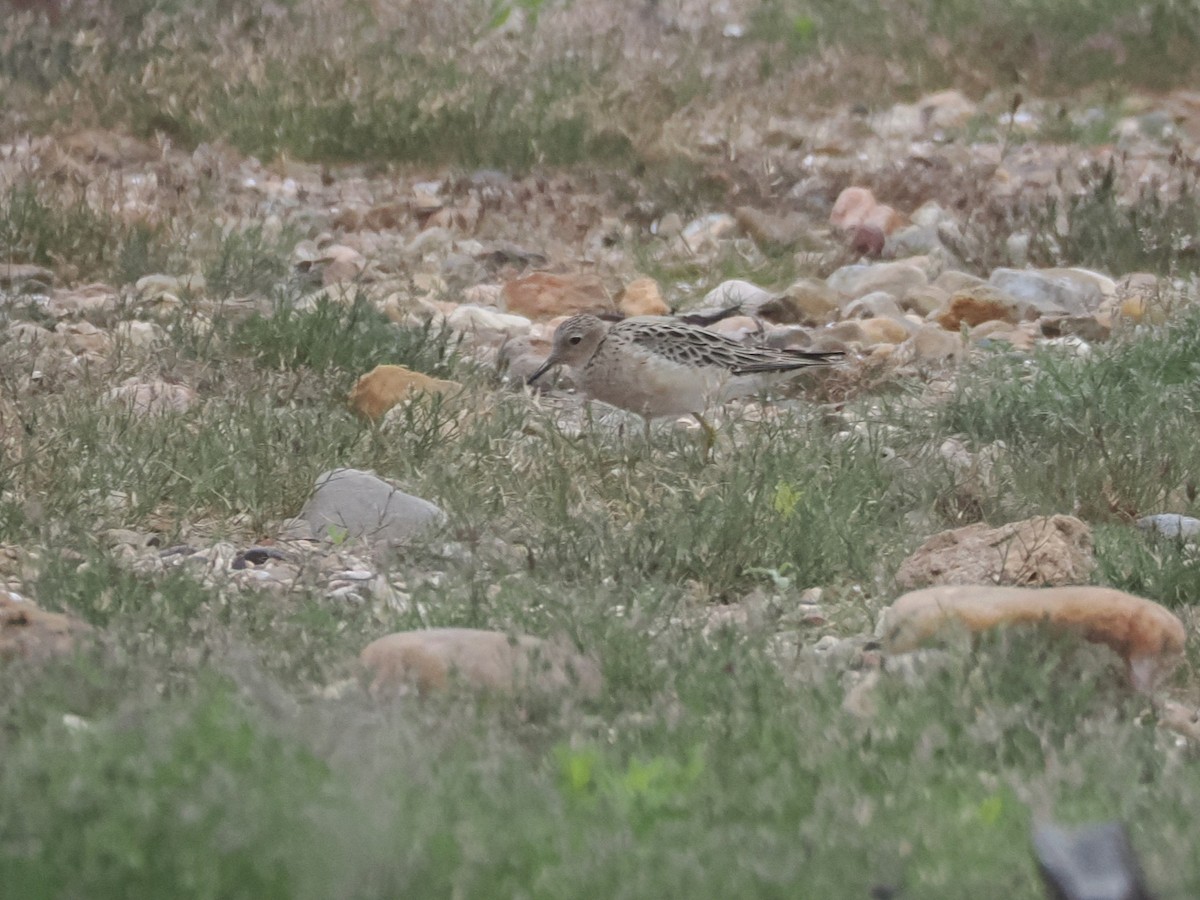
(937, 286, 1021, 330)
(105, 379, 196, 417)
(988, 267, 1114, 317)
(1040, 315, 1112, 343)
(112, 320, 168, 348)
(895, 515, 1094, 590)
(0, 262, 54, 289)
(135, 273, 205, 297)
(901, 285, 950, 317)
(734, 206, 810, 246)
(969, 320, 1037, 350)
(680, 213, 738, 250)
(827, 262, 928, 301)
(616, 278, 669, 317)
(933, 270, 987, 293)
(769, 278, 840, 325)
(1, 590, 93, 663)
(858, 316, 912, 346)
(1136, 514, 1200, 541)
(701, 279, 774, 311)
(1033, 821, 1153, 900)
(55, 321, 110, 356)
(655, 213, 684, 239)
(446, 305, 532, 338)
(829, 187, 879, 231)
(844, 291, 905, 320)
(46, 284, 120, 318)
(360, 628, 602, 698)
(706, 315, 760, 340)
(347, 365, 461, 421)
(902, 325, 964, 362)
(501, 272, 612, 320)
(283, 468, 444, 546)
(404, 227, 453, 258)
(881, 585, 1185, 691)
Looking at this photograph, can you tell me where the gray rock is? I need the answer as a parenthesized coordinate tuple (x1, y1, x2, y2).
(1136, 514, 1200, 541)
(283, 468, 444, 545)
(1032, 821, 1152, 900)
(827, 262, 928, 301)
(701, 279, 774, 310)
(843, 290, 905, 319)
(989, 268, 1113, 317)
(884, 224, 944, 258)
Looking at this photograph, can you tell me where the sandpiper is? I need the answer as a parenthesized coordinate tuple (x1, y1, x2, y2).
(527, 314, 842, 449)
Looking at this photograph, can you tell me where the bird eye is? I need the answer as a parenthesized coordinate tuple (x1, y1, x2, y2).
(568, 335, 583, 345)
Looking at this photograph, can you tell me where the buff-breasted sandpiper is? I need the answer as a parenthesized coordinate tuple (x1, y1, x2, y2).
(527, 314, 842, 450)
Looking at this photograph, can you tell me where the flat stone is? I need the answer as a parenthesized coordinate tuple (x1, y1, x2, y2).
(1, 590, 92, 663)
(283, 468, 444, 545)
(0, 262, 53, 289)
(881, 585, 1185, 691)
(1033, 821, 1153, 900)
(501, 272, 613, 320)
(1137, 514, 1200, 541)
(347, 365, 461, 421)
(616, 278, 669, 317)
(827, 262, 928, 301)
(895, 515, 1094, 590)
(989, 267, 1114, 317)
(360, 628, 602, 698)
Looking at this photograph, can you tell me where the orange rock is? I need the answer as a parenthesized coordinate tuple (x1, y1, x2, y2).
(360, 628, 603, 699)
(881, 584, 1186, 691)
(501, 272, 613, 320)
(1, 591, 92, 663)
(895, 515, 1094, 590)
(617, 278, 670, 317)
(348, 365, 461, 421)
(937, 287, 1020, 330)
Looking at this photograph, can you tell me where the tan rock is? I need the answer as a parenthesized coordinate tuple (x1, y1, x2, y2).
(902, 285, 950, 317)
(895, 515, 1094, 590)
(320, 245, 369, 285)
(616, 278, 669, 318)
(360, 628, 602, 699)
(881, 584, 1185, 691)
(824, 321, 869, 345)
(830, 186, 878, 231)
(937, 286, 1020, 330)
(734, 206, 810, 246)
(1, 591, 92, 663)
(348, 365, 461, 421)
(0, 262, 54, 288)
(707, 315, 760, 340)
(969, 321, 1037, 350)
(933, 270, 987, 293)
(903, 325, 964, 362)
(501, 272, 613, 320)
(827, 262, 928, 301)
(859, 316, 911, 346)
(768, 278, 840, 325)
(105, 379, 196, 417)
(55, 321, 110, 356)
(47, 284, 119, 319)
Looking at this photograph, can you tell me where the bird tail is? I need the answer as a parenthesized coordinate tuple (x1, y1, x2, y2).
(731, 350, 844, 376)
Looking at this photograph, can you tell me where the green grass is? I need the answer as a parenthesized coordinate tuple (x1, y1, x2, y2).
(6, 2, 1200, 894)
(750, 0, 1200, 96)
(6, 275, 1200, 894)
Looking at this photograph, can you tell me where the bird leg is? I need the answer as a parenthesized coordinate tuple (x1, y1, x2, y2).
(693, 413, 717, 461)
